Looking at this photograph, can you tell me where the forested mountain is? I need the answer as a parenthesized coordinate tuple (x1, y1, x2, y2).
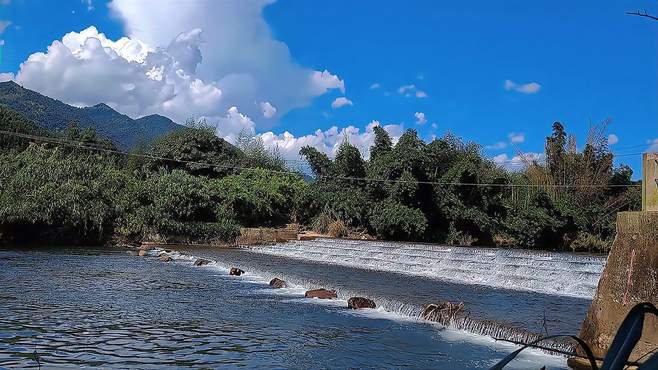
(0, 81, 181, 149)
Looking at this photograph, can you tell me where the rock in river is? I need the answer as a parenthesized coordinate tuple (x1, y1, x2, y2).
(305, 289, 337, 299)
(138, 250, 149, 257)
(347, 297, 376, 309)
(229, 267, 244, 276)
(194, 258, 211, 267)
(159, 255, 173, 262)
(269, 278, 286, 288)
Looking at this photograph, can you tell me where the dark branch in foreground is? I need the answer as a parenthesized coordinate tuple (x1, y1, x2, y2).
(627, 9, 658, 21)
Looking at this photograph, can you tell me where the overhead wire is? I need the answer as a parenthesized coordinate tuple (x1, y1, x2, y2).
(0, 129, 643, 189)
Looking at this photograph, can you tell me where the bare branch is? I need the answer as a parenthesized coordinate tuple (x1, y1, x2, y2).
(627, 9, 658, 21)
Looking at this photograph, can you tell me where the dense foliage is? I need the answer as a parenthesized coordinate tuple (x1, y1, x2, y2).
(0, 105, 640, 252)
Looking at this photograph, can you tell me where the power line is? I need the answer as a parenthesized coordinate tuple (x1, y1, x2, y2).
(0, 129, 642, 189)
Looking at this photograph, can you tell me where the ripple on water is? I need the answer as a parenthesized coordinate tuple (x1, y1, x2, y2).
(0, 247, 569, 369)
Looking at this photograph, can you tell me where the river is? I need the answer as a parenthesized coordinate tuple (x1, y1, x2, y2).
(0, 239, 606, 369)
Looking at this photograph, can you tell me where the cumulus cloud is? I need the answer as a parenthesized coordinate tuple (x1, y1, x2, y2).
(508, 132, 525, 144)
(259, 101, 277, 118)
(504, 79, 541, 94)
(331, 97, 353, 109)
(109, 0, 344, 117)
(414, 111, 426, 125)
(259, 121, 404, 161)
(10, 1, 345, 129)
(398, 84, 427, 98)
(486, 132, 525, 150)
(14, 27, 226, 122)
(0, 72, 13, 82)
(214, 106, 256, 143)
(493, 152, 543, 171)
(607, 134, 619, 145)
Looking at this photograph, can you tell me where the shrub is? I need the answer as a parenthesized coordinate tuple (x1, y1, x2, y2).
(369, 201, 427, 240)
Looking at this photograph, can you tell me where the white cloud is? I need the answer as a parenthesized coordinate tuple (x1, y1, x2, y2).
(508, 132, 525, 144)
(486, 141, 508, 150)
(398, 84, 428, 98)
(431, 122, 438, 130)
(504, 79, 541, 94)
(486, 132, 525, 150)
(311, 69, 345, 94)
(259, 120, 404, 161)
(398, 84, 416, 95)
(0, 21, 10, 34)
(10, 1, 345, 129)
(259, 101, 277, 118)
(213, 106, 256, 143)
(0, 72, 13, 82)
(493, 152, 543, 170)
(370, 83, 381, 89)
(331, 97, 353, 109)
(414, 111, 426, 125)
(607, 134, 619, 145)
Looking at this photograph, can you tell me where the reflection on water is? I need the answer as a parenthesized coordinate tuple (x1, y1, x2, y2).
(0, 247, 568, 369)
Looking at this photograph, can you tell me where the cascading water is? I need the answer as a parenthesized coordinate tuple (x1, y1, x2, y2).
(164, 240, 605, 355)
(250, 238, 605, 299)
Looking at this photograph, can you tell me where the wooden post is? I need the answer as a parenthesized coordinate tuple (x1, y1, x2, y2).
(642, 153, 658, 211)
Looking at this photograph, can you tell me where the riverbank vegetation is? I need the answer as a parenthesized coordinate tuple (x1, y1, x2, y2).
(0, 106, 639, 252)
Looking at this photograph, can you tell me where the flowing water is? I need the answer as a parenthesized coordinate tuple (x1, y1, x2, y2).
(0, 240, 606, 369)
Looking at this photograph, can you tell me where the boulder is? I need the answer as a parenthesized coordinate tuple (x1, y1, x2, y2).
(194, 258, 211, 267)
(269, 278, 286, 288)
(159, 255, 173, 262)
(229, 267, 244, 276)
(305, 289, 337, 299)
(139, 244, 154, 251)
(421, 301, 464, 325)
(138, 250, 149, 257)
(347, 297, 376, 309)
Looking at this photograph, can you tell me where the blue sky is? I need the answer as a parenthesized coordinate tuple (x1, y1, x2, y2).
(0, 0, 656, 175)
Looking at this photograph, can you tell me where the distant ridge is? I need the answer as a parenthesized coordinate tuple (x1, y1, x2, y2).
(0, 81, 182, 149)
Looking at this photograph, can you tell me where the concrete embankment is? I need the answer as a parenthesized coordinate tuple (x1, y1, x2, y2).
(577, 211, 658, 363)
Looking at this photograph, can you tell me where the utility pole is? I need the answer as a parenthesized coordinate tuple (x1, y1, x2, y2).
(642, 153, 658, 211)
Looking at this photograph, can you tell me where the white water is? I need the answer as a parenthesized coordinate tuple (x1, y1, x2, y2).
(153, 248, 569, 369)
(249, 239, 606, 299)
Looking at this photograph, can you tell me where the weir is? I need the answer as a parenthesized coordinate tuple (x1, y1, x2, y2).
(254, 239, 605, 298)
(249, 240, 600, 353)
(577, 153, 658, 362)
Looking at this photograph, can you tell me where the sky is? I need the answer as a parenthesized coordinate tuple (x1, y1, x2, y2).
(0, 0, 656, 175)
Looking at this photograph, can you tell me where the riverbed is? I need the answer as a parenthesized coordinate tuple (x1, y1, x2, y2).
(0, 241, 605, 369)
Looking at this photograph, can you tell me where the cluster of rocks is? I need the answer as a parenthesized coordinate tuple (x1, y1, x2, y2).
(132, 246, 378, 310)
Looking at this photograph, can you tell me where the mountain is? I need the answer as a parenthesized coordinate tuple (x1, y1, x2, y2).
(0, 81, 182, 149)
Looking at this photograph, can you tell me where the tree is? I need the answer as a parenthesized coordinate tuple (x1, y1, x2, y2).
(300, 146, 333, 178)
(149, 126, 242, 178)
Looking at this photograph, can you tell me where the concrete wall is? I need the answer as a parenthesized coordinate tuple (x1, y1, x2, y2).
(578, 211, 658, 361)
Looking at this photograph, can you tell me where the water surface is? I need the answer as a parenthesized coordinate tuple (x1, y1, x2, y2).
(0, 244, 590, 369)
